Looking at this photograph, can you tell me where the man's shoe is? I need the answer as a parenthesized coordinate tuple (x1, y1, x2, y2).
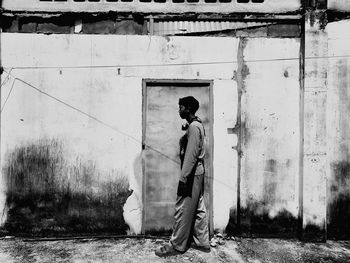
(155, 243, 182, 257)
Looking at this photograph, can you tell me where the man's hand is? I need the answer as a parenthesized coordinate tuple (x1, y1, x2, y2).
(179, 176, 187, 184)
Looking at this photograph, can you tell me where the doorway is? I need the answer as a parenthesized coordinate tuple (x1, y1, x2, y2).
(142, 80, 213, 235)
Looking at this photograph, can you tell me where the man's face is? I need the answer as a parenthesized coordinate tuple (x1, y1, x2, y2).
(178, 104, 188, 119)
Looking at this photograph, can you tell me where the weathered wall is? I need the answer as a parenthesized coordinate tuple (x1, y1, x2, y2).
(239, 38, 301, 237)
(0, 33, 238, 235)
(302, 13, 328, 241)
(328, 0, 350, 12)
(0, 31, 307, 237)
(326, 19, 350, 240)
(0, 66, 143, 235)
(213, 79, 238, 233)
(302, 16, 350, 241)
(1, 0, 301, 13)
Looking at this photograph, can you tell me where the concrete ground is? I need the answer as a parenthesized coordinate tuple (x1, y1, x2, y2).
(0, 236, 349, 263)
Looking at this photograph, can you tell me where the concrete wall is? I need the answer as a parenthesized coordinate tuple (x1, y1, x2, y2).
(302, 16, 350, 241)
(239, 38, 301, 237)
(0, 33, 239, 235)
(328, 0, 350, 12)
(0, 33, 304, 237)
(303, 13, 328, 241)
(1, 0, 301, 13)
(326, 19, 350, 240)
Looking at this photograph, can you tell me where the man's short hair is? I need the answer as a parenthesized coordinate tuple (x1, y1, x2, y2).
(179, 96, 200, 114)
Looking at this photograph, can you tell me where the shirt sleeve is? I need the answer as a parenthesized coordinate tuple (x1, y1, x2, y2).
(180, 124, 201, 181)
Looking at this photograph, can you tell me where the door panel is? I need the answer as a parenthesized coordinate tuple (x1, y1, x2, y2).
(143, 81, 211, 234)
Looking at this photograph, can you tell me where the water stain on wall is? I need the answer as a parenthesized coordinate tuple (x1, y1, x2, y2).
(327, 58, 350, 240)
(2, 139, 132, 236)
(225, 208, 238, 235)
(328, 161, 350, 240)
(239, 204, 298, 238)
(303, 223, 326, 242)
(227, 158, 297, 237)
(263, 159, 278, 205)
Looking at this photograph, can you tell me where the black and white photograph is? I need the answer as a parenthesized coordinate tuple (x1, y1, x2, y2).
(0, 0, 349, 262)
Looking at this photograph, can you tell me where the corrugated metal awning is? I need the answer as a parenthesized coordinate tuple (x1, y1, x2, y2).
(148, 21, 271, 35)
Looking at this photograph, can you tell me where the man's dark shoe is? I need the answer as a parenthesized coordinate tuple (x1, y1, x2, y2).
(155, 243, 182, 257)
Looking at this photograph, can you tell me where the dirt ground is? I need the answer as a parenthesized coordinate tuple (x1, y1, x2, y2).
(0, 236, 349, 263)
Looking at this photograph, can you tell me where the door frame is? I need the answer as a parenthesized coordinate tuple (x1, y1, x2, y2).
(141, 79, 214, 235)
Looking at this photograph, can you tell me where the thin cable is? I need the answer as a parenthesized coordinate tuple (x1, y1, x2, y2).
(2, 69, 180, 165)
(5, 54, 350, 70)
(9, 61, 237, 70)
(1, 78, 16, 113)
(0, 68, 13, 87)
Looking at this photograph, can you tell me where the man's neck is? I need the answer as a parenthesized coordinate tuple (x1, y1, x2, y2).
(186, 114, 196, 123)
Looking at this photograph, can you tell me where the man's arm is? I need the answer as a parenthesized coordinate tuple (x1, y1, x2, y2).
(179, 124, 201, 182)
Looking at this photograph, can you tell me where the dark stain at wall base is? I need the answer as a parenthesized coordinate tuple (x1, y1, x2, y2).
(226, 204, 298, 238)
(303, 223, 326, 242)
(328, 194, 350, 240)
(225, 208, 239, 235)
(240, 207, 298, 238)
(2, 139, 133, 237)
(328, 161, 350, 240)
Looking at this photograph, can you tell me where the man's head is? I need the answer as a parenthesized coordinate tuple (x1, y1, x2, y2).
(178, 96, 199, 119)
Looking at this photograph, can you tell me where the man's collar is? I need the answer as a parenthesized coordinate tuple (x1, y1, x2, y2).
(182, 116, 201, 130)
(189, 116, 201, 124)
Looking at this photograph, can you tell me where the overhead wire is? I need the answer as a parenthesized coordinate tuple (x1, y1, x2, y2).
(4, 54, 350, 70)
(1, 78, 16, 113)
(0, 68, 13, 87)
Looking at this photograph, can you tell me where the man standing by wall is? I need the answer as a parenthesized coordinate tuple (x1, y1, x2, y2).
(155, 96, 210, 257)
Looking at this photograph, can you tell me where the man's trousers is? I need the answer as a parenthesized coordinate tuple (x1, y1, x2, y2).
(170, 173, 210, 252)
